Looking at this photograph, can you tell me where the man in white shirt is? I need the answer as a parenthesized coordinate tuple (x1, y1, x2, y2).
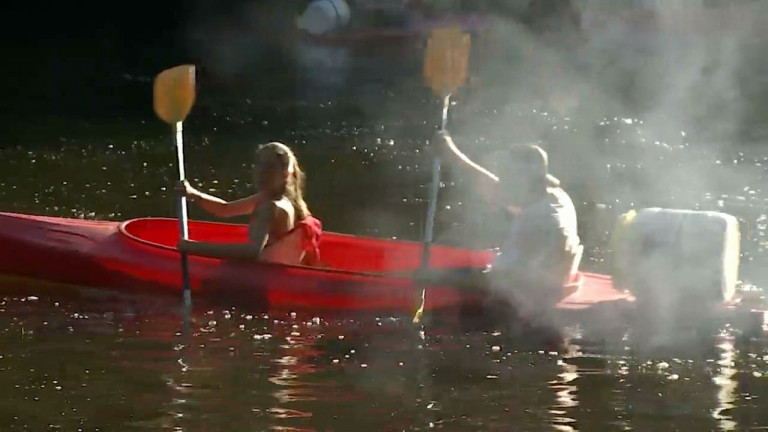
(431, 131, 582, 314)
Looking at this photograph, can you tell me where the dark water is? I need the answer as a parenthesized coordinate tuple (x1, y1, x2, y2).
(2, 290, 768, 431)
(3, 2, 768, 430)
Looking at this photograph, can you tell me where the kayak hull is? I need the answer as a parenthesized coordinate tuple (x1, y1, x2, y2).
(0, 212, 633, 315)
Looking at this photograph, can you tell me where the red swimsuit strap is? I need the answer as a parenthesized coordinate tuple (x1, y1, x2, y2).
(264, 216, 323, 265)
(265, 216, 321, 243)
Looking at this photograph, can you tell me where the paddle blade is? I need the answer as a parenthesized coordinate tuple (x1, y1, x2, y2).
(423, 26, 471, 95)
(153, 65, 196, 124)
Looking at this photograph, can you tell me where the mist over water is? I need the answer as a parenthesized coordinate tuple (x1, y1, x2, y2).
(419, 0, 768, 338)
(421, 2, 768, 288)
(452, 1, 765, 194)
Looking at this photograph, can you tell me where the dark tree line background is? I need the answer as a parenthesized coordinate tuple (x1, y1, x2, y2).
(0, 0, 584, 116)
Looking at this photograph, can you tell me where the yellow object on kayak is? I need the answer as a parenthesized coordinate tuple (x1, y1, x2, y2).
(611, 208, 740, 305)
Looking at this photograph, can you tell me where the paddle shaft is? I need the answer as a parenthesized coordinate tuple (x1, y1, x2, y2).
(415, 26, 469, 322)
(420, 93, 451, 270)
(174, 121, 192, 307)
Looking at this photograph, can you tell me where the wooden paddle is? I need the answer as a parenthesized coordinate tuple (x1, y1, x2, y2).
(414, 27, 471, 324)
(153, 64, 196, 308)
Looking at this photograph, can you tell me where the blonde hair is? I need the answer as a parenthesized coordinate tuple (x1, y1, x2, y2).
(255, 142, 311, 220)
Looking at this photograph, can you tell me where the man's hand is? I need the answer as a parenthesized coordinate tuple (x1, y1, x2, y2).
(175, 180, 199, 200)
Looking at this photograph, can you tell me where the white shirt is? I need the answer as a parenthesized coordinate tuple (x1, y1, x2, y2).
(493, 187, 580, 280)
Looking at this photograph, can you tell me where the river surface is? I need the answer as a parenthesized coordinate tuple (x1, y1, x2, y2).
(3, 7, 768, 429)
(2, 287, 768, 431)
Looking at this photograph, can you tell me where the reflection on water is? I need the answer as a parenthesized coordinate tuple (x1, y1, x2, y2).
(714, 338, 738, 431)
(4, 292, 768, 430)
(549, 357, 579, 431)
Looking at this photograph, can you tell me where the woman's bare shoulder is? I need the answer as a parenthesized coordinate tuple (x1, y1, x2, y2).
(273, 197, 293, 212)
(268, 198, 294, 230)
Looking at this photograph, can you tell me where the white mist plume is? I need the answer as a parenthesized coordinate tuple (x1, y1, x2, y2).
(442, 1, 765, 235)
(442, 1, 767, 336)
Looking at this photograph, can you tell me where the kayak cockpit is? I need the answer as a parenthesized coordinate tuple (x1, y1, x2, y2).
(118, 218, 496, 275)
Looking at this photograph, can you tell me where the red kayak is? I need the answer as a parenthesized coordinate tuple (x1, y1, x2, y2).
(0, 212, 632, 314)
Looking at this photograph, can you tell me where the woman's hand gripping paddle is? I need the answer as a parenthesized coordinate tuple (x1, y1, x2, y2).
(414, 27, 471, 324)
(153, 64, 196, 308)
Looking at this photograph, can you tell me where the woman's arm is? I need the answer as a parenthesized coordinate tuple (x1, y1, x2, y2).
(177, 201, 290, 261)
(178, 180, 264, 218)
